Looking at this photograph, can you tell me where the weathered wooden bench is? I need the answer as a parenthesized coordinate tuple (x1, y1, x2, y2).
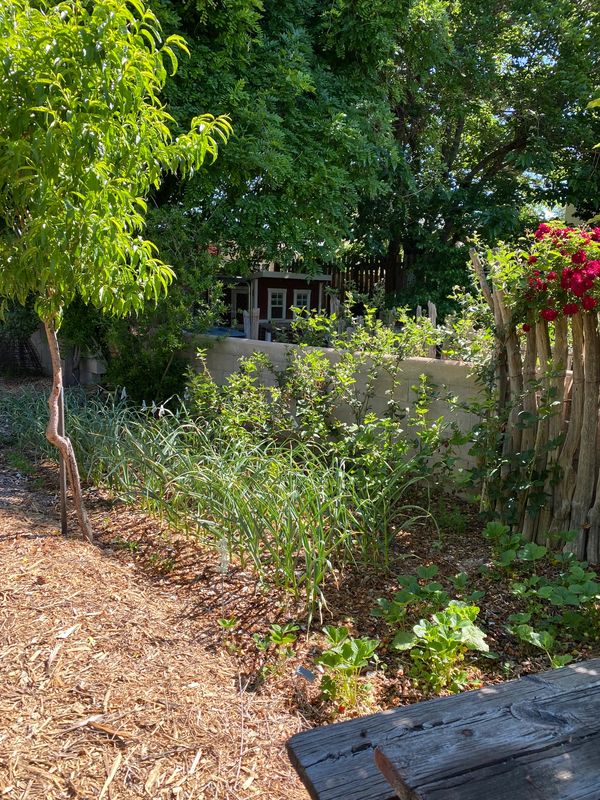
(287, 658, 600, 800)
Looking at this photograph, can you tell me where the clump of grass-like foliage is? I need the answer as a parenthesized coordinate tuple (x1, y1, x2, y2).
(0, 375, 447, 621)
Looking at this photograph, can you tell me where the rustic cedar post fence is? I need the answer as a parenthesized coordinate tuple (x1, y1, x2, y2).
(470, 247, 600, 563)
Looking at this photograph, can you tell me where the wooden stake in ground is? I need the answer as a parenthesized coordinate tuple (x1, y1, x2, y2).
(58, 382, 68, 536)
(44, 321, 93, 543)
(567, 313, 600, 558)
(535, 315, 568, 544)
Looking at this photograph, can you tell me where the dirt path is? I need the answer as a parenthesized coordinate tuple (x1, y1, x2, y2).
(0, 463, 306, 799)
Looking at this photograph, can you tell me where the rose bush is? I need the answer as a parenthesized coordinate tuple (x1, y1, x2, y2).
(520, 223, 600, 323)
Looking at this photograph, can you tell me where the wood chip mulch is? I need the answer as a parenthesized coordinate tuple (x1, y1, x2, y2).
(0, 468, 307, 800)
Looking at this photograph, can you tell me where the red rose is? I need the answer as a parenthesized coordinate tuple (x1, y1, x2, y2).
(541, 308, 559, 321)
(572, 250, 587, 265)
(570, 272, 587, 297)
(586, 260, 600, 277)
(528, 277, 544, 290)
(547, 271, 558, 281)
(535, 223, 552, 239)
(561, 268, 573, 289)
(563, 303, 579, 316)
(522, 323, 532, 332)
(582, 295, 598, 311)
(528, 256, 538, 264)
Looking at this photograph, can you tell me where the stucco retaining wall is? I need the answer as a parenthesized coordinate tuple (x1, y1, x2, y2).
(191, 335, 485, 470)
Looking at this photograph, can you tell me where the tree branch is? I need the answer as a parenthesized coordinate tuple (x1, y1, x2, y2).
(460, 126, 530, 189)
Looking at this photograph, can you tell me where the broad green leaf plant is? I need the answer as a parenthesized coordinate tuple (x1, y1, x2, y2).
(0, 0, 231, 538)
(393, 601, 489, 694)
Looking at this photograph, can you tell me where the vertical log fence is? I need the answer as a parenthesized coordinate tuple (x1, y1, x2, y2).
(470, 247, 600, 562)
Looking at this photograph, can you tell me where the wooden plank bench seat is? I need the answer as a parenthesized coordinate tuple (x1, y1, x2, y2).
(287, 658, 600, 800)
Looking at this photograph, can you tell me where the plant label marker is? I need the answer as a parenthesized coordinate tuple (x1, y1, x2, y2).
(296, 666, 317, 682)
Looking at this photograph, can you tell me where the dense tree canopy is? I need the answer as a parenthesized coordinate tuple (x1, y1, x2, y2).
(149, 0, 599, 311)
(148, 0, 404, 272)
(370, 0, 600, 306)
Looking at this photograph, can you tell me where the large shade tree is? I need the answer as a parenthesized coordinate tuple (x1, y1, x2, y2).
(95, 0, 407, 401)
(0, 0, 230, 539)
(147, 0, 405, 271)
(149, 0, 599, 314)
(353, 0, 600, 308)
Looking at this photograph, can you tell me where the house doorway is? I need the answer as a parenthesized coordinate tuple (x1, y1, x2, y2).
(231, 286, 249, 328)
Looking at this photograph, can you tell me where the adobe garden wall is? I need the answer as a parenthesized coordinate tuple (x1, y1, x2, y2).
(191, 335, 485, 470)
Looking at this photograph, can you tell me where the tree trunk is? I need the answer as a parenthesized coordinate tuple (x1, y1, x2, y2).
(44, 320, 94, 542)
(401, 241, 419, 290)
(384, 238, 402, 295)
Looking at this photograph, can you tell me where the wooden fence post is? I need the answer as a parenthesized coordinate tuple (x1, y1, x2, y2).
(427, 301, 437, 359)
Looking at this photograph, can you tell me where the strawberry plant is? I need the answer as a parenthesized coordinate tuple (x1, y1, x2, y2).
(373, 565, 449, 624)
(316, 626, 379, 708)
(483, 521, 524, 568)
(507, 619, 572, 669)
(253, 623, 299, 676)
(392, 601, 489, 693)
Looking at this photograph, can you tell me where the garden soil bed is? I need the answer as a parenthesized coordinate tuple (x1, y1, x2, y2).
(2, 408, 600, 798)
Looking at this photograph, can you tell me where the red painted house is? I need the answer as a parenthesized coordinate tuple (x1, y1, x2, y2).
(222, 269, 332, 339)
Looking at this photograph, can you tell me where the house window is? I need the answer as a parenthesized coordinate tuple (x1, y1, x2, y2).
(268, 288, 286, 320)
(293, 289, 311, 315)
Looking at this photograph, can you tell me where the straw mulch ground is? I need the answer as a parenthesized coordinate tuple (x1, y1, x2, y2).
(0, 464, 307, 799)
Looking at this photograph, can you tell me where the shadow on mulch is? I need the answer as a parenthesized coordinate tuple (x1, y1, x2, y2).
(0, 452, 309, 800)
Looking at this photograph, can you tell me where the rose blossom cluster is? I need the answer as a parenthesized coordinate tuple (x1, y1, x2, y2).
(522, 223, 600, 329)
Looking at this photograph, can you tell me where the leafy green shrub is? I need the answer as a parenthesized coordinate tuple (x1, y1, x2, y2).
(316, 626, 380, 708)
(392, 601, 489, 693)
(290, 301, 438, 358)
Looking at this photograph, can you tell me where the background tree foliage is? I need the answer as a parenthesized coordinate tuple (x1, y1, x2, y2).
(148, 0, 599, 316)
(148, 0, 404, 272)
(369, 0, 600, 310)
(104, 0, 407, 398)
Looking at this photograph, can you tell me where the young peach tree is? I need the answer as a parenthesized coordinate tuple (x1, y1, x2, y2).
(0, 0, 231, 540)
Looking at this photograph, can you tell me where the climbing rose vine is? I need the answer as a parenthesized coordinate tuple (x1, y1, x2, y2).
(521, 223, 600, 326)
